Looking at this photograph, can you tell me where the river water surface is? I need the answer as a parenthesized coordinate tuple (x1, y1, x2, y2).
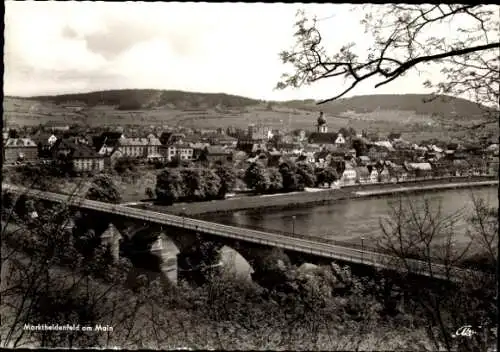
(208, 187, 498, 246)
(168, 187, 498, 278)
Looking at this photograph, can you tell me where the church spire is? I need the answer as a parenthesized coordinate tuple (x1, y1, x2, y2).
(316, 111, 328, 133)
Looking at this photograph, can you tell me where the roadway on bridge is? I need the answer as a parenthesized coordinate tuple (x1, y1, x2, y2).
(2, 184, 486, 282)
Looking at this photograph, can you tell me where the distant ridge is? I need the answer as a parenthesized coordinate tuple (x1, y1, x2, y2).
(6, 89, 494, 121)
(15, 89, 260, 110)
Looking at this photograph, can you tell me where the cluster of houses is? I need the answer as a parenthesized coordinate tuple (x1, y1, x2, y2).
(2, 112, 499, 185)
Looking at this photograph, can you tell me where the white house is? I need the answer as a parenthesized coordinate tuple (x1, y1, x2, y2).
(161, 145, 178, 161)
(340, 162, 357, 186)
(335, 133, 346, 146)
(300, 151, 316, 164)
(407, 162, 432, 171)
(369, 168, 379, 183)
(48, 134, 58, 146)
(98, 139, 115, 156)
(355, 166, 370, 184)
(146, 134, 162, 159)
(430, 145, 444, 153)
(374, 140, 395, 151)
(173, 143, 194, 160)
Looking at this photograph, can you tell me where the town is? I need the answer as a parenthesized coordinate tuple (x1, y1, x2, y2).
(2, 2, 498, 350)
(3, 111, 499, 200)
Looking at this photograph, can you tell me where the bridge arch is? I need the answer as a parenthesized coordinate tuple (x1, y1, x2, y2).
(218, 239, 294, 288)
(216, 245, 254, 280)
(115, 223, 268, 285)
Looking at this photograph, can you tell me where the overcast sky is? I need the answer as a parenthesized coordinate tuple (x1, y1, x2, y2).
(5, 2, 450, 100)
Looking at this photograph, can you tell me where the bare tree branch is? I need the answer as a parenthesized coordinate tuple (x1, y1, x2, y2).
(277, 4, 499, 129)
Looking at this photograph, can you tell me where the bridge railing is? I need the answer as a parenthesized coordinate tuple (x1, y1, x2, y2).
(4, 185, 493, 282)
(185, 213, 495, 277)
(187, 213, 379, 252)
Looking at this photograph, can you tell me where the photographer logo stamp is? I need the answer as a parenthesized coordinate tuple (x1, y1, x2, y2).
(452, 325, 479, 338)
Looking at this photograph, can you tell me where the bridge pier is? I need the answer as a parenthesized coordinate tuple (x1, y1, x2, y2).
(100, 223, 121, 261)
(149, 234, 177, 285)
(110, 222, 224, 286)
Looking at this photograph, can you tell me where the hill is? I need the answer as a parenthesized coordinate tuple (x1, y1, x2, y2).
(280, 94, 492, 121)
(3, 90, 496, 143)
(7, 90, 490, 119)
(19, 89, 260, 110)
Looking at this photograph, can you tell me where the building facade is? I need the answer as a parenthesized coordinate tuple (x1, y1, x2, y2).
(117, 134, 162, 159)
(3, 138, 38, 163)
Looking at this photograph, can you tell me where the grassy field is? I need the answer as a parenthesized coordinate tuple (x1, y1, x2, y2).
(4, 97, 428, 130)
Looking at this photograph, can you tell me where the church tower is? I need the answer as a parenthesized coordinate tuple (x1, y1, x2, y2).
(317, 111, 328, 133)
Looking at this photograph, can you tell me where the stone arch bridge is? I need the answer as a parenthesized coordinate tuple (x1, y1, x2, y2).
(3, 184, 479, 287)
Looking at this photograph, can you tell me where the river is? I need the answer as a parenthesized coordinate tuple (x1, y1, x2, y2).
(208, 187, 498, 246)
(164, 186, 498, 279)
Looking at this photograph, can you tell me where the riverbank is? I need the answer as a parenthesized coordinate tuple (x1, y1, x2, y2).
(134, 176, 498, 216)
(353, 180, 498, 197)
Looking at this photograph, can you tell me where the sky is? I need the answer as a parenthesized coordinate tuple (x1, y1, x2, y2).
(2, 2, 476, 101)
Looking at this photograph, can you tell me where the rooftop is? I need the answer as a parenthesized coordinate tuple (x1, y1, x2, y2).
(207, 146, 232, 154)
(72, 144, 103, 159)
(308, 132, 338, 145)
(4, 138, 37, 147)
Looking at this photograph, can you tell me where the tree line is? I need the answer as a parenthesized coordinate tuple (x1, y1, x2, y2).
(153, 161, 339, 205)
(244, 160, 338, 194)
(155, 165, 236, 205)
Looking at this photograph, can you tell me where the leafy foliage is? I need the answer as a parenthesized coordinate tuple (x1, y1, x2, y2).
(214, 165, 237, 199)
(315, 167, 338, 187)
(8, 129, 19, 138)
(86, 175, 122, 204)
(145, 187, 155, 199)
(155, 168, 185, 205)
(267, 167, 284, 192)
(296, 162, 317, 188)
(244, 162, 271, 194)
(114, 156, 140, 175)
(278, 160, 316, 192)
(155, 167, 225, 204)
(388, 131, 402, 140)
